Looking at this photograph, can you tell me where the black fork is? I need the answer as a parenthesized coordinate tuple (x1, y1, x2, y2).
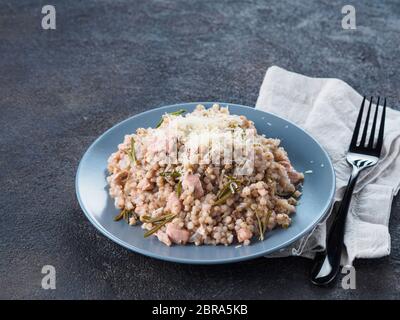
(310, 96, 387, 286)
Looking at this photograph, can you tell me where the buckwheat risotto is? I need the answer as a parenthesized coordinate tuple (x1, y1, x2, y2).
(107, 104, 303, 246)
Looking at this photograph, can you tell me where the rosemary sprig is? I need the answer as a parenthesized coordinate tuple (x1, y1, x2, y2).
(113, 210, 125, 222)
(276, 191, 295, 198)
(214, 176, 241, 206)
(124, 210, 130, 223)
(114, 209, 131, 222)
(159, 170, 182, 197)
(214, 192, 233, 206)
(140, 212, 176, 223)
(160, 171, 181, 179)
(176, 180, 182, 197)
(156, 109, 186, 128)
(256, 212, 264, 241)
(155, 119, 163, 128)
(114, 209, 136, 224)
(216, 186, 226, 199)
(216, 176, 238, 198)
(128, 138, 138, 165)
(216, 183, 230, 199)
(256, 210, 272, 241)
(170, 109, 187, 116)
(143, 214, 176, 238)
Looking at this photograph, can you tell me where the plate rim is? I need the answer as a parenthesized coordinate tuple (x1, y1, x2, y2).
(76, 102, 336, 264)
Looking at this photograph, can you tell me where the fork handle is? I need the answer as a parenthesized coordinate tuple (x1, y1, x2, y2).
(310, 166, 360, 286)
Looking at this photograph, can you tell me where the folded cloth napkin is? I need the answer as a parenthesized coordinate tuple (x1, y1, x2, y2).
(256, 66, 400, 265)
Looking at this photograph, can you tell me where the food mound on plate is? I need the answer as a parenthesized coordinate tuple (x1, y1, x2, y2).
(107, 104, 303, 246)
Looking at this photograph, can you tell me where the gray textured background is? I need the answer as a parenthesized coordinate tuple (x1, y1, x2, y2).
(1, 0, 400, 299)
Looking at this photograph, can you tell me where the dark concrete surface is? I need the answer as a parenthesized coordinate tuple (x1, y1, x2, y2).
(1, 0, 400, 299)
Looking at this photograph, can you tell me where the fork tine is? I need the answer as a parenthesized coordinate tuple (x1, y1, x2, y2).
(376, 98, 386, 155)
(359, 97, 373, 147)
(350, 96, 366, 149)
(367, 96, 380, 149)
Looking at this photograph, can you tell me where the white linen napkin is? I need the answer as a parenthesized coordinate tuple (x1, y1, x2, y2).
(256, 66, 400, 265)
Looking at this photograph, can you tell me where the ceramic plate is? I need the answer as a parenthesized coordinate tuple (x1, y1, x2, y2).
(76, 102, 335, 264)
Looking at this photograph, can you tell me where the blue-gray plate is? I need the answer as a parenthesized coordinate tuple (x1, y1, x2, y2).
(76, 102, 335, 264)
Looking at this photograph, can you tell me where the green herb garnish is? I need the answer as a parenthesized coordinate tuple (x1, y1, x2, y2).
(176, 181, 182, 197)
(169, 109, 187, 116)
(113, 210, 125, 222)
(256, 210, 272, 241)
(128, 138, 138, 165)
(124, 210, 133, 223)
(214, 176, 241, 206)
(156, 109, 186, 128)
(140, 212, 176, 223)
(255, 212, 264, 241)
(160, 171, 181, 179)
(143, 214, 177, 237)
(159, 171, 182, 197)
(276, 191, 295, 198)
(114, 209, 131, 222)
(114, 209, 136, 223)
